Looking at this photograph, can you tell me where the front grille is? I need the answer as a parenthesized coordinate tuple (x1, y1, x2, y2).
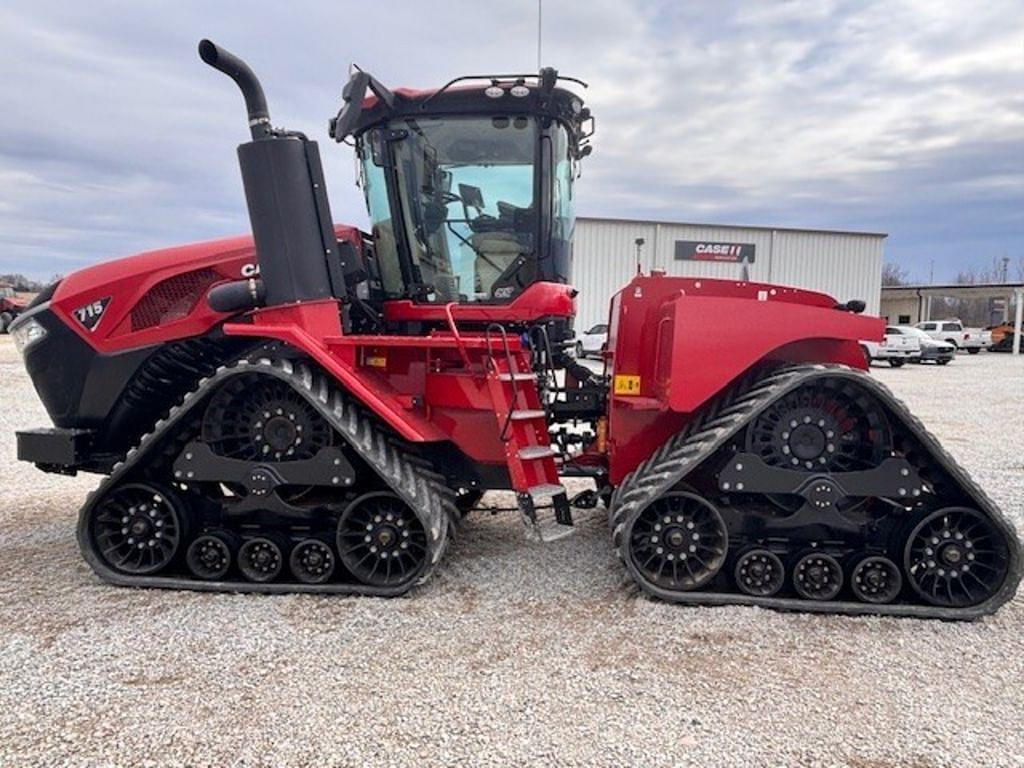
(131, 268, 220, 331)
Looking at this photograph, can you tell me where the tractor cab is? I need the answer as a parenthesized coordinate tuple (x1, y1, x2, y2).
(330, 70, 594, 306)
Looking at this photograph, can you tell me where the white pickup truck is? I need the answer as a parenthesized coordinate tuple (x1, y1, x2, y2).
(861, 326, 921, 367)
(915, 319, 992, 353)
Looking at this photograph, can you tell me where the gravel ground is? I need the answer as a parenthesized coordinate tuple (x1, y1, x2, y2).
(1, 336, 1022, 767)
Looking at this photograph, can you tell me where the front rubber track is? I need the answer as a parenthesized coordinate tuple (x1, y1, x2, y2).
(76, 355, 457, 596)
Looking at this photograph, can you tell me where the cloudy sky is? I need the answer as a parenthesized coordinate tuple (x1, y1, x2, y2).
(1, 0, 1021, 283)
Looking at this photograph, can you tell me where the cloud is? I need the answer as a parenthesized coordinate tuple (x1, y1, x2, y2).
(0, 0, 1020, 283)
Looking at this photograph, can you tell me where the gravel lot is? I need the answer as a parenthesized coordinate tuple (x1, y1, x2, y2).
(1, 335, 1022, 767)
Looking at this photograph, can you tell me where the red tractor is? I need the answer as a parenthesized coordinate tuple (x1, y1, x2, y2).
(13, 41, 1019, 618)
(0, 282, 29, 333)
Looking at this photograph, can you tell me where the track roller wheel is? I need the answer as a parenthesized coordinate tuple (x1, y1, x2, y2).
(337, 492, 428, 588)
(289, 539, 336, 584)
(734, 548, 785, 597)
(904, 508, 1010, 607)
(90, 483, 184, 575)
(793, 552, 843, 601)
(238, 537, 284, 583)
(186, 533, 234, 580)
(628, 492, 728, 591)
(850, 555, 902, 604)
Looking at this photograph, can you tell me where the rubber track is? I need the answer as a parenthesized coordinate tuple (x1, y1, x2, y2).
(77, 356, 456, 596)
(610, 363, 1022, 620)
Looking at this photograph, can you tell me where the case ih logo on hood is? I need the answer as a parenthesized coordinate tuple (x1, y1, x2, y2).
(73, 297, 111, 331)
(675, 240, 755, 263)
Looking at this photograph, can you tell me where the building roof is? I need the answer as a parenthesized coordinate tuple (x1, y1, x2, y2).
(882, 283, 1024, 300)
(577, 215, 888, 239)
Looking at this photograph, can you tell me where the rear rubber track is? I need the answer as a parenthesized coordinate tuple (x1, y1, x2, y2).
(610, 363, 1022, 619)
(77, 354, 457, 596)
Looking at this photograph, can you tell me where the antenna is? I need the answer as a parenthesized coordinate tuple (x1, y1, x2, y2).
(537, 0, 543, 69)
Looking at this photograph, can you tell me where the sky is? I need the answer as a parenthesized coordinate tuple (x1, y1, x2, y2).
(1, 0, 1021, 284)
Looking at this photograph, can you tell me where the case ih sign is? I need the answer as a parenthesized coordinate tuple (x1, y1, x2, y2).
(675, 240, 755, 263)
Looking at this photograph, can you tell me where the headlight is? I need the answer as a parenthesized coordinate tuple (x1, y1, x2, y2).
(11, 316, 47, 355)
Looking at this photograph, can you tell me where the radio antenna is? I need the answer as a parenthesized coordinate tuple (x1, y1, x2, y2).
(537, 0, 543, 69)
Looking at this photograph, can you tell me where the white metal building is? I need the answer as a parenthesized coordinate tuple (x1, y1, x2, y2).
(572, 217, 887, 332)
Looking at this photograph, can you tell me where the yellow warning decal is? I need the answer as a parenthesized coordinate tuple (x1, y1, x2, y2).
(613, 374, 641, 395)
(365, 355, 387, 368)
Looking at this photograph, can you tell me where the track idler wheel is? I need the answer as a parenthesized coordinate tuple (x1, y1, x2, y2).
(238, 536, 284, 583)
(793, 552, 843, 601)
(337, 492, 428, 588)
(289, 539, 336, 584)
(734, 548, 785, 597)
(186, 533, 235, 580)
(90, 483, 184, 575)
(627, 492, 728, 591)
(850, 555, 902, 604)
(904, 508, 1010, 607)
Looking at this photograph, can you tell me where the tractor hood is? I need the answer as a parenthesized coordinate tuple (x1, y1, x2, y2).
(47, 225, 360, 354)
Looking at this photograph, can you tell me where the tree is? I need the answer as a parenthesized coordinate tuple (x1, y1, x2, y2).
(881, 262, 909, 287)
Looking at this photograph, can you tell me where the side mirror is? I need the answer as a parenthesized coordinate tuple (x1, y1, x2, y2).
(330, 70, 396, 142)
(330, 72, 370, 142)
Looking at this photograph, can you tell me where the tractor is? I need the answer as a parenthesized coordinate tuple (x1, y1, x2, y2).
(0, 282, 28, 333)
(12, 41, 1019, 618)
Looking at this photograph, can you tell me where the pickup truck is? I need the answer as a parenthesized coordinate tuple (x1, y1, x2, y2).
(861, 326, 921, 367)
(915, 319, 992, 353)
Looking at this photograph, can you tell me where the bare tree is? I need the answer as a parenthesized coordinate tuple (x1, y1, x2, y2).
(881, 262, 909, 287)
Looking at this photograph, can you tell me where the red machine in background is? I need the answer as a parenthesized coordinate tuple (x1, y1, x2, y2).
(0, 282, 29, 333)
(12, 41, 1018, 618)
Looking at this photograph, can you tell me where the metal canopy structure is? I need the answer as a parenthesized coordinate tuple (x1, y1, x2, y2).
(881, 283, 1024, 355)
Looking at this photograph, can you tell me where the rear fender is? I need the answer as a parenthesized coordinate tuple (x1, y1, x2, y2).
(656, 294, 882, 413)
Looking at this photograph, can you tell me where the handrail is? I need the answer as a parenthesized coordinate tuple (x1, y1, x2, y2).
(527, 323, 558, 393)
(486, 323, 520, 443)
(443, 302, 472, 368)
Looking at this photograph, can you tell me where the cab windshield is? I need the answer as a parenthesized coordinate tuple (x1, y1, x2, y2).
(358, 115, 574, 303)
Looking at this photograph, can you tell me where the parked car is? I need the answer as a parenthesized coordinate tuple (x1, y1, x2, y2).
(861, 326, 921, 367)
(576, 323, 608, 358)
(915, 319, 991, 353)
(896, 326, 955, 364)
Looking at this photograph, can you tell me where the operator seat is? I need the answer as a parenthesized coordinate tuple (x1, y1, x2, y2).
(472, 231, 522, 296)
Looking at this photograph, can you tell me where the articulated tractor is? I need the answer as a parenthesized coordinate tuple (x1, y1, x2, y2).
(13, 41, 1019, 618)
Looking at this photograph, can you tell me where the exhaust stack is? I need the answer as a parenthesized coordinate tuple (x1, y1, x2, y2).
(199, 39, 336, 307)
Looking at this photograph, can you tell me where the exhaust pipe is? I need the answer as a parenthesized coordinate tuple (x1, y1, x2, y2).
(198, 39, 271, 139)
(199, 39, 337, 308)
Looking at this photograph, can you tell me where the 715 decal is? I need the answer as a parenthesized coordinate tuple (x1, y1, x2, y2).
(73, 297, 111, 331)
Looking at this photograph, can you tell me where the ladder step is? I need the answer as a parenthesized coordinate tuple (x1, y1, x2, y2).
(510, 409, 546, 421)
(497, 372, 536, 382)
(527, 483, 565, 501)
(518, 446, 556, 461)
